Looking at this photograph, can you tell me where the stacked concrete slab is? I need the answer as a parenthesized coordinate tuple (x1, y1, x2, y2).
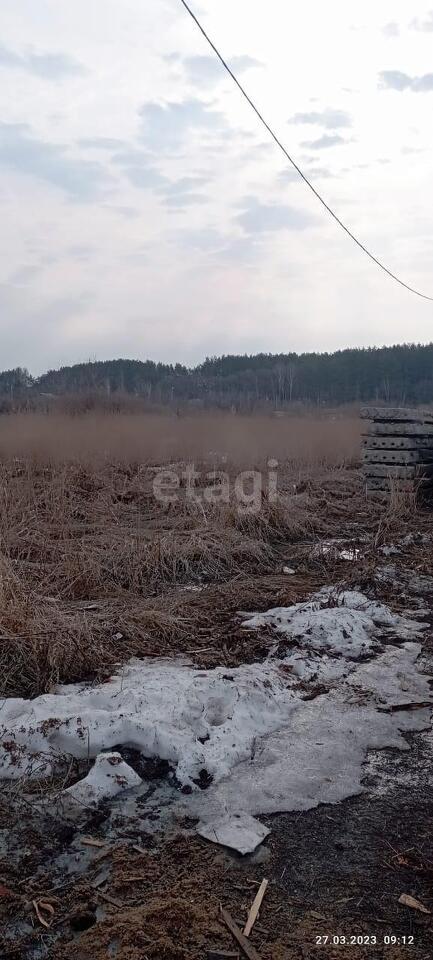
(361, 406, 433, 494)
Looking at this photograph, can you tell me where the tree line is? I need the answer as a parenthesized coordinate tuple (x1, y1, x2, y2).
(2, 342, 433, 411)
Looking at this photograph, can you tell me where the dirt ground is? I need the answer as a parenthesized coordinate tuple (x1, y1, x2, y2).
(1, 463, 433, 959)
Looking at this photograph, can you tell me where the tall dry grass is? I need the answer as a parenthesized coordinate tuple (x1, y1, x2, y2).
(0, 412, 361, 467)
(0, 411, 391, 699)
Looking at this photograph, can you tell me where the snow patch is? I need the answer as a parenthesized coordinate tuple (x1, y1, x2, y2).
(241, 589, 423, 657)
(64, 752, 142, 807)
(313, 540, 361, 561)
(0, 589, 430, 853)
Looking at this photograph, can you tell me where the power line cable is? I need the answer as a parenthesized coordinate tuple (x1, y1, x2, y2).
(177, 0, 433, 302)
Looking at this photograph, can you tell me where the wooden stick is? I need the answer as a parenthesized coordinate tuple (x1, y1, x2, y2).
(207, 952, 239, 959)
(221, 908, 263, 960)
(97, 890, 123, 908)
(243, 879, 268, 938)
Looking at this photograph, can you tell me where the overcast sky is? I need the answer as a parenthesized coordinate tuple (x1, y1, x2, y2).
(1, 0, 433, 373)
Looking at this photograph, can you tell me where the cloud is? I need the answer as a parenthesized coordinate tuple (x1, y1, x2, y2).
(278, 164, 334, 186)
(410, 11, 433, 31)
(0, 123, 112, 201)
(139, 99, 226, 151)
(236, 196, 315, 234)
(163, 191, 208, 208)
(66, 244, 94, 260)
(111, 148, 209, 207)
(176, 227, 261, 264)
(301, 133, 347, 149)
(277, 168, 302, 185)
(401, 145, 425, 155)
(0, 282, 88, 371)
(107, 205, 139, 219)
(307, 166, 335, 180)
(379, 70, 433, 91)
(382, 22, 400, 37)
(230, 55, 262, 73)
(166, 52, 262, 86)
(159, 174, 209, 208)
(288, 108, 351, 129)
(163, 175, 208, 193)
(175, 227, 225, 252)
(78, 137, 125, 150)
(0, 44, 86, 79)
(8, 264, 41, 286)
(111, 147, 170, 192)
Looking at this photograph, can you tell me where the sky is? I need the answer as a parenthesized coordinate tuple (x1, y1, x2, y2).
(1, 0, 433, 374)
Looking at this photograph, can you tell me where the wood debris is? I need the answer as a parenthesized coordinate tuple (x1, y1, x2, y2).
(132, 844, 149, 854)
(79, 836, 107, 848)
(378, 700, 433, 713)
(32, 899, 55, 928)
(221, 907, 263, 960)
(243, 879, 268, 937)
(97, 890, 123, 908)
(398, 893, 431, 914)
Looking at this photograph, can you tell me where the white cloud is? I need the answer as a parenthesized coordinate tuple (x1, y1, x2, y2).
(410, 11, 433, 31)
(301, 133, 348, 149)
(0, 43, 86, 78)
(166, 52, 262, 86)
(379, 70, 433, 91)
(382, 22, 400, 38)
(139, 98, 226, 151)
(236, 196, 316, 233)
(288, 108, 351, 128)
(0, 122, 113, 200)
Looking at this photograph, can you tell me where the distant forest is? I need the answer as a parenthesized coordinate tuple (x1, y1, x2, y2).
(2, 343, 433, 411)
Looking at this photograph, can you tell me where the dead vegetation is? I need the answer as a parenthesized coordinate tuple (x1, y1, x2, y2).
(0, 410, 361, 465)
(0, 455, 331, 697)
(0, 410, 429, 698)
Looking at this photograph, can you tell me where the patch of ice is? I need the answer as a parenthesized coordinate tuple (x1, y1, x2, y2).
(376, 564, 433, 596)
(64, 752, 142, 807)
(241, 589, 423, 657)
(0, 590, 430, 853)
(191, 643, 431, 828)
(197, 813, 270, 855)
(400, 533, 432, 548)
(313, 540, 361, 561)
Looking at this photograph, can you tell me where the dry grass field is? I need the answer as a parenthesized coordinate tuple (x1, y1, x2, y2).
(0, 411, 361, 698)
(0, 410, 361, 465)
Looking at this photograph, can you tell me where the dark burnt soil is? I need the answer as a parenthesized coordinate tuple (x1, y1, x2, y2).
(1, 788, 432, 960)
(268, 790, 433, 944)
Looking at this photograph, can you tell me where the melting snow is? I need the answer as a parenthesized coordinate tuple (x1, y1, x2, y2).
(65, 752, 142, 806)
(241, 589, 423, 657)
(0, 589, 431, 853)
(313, 540, 361, 561)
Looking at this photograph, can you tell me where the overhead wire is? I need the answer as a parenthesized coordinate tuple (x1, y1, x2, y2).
(177, 0, 433, 302)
